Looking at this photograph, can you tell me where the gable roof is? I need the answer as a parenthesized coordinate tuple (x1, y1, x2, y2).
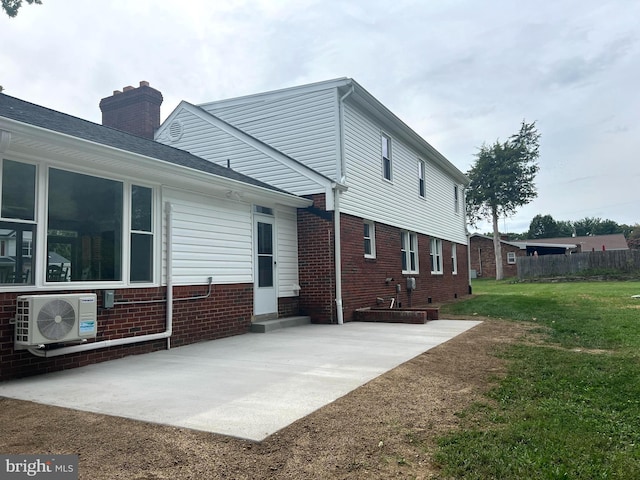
(0, 93, 292, 195)
(199, 78, 469, 185)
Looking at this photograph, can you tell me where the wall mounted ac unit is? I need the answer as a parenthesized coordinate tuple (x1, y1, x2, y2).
(15, 293, 97, 348)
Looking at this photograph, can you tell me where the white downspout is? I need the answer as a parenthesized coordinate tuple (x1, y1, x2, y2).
(27, 202, 175, 358)
(165, 201, 174, 349)
(333, 84, 354, 325)
(334, 186, 344, 325)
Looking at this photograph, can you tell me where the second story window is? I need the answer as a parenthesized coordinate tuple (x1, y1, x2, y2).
(381, 134, 392, 181)
(454, 185, 460, 213)
(418, 160, 426, 198)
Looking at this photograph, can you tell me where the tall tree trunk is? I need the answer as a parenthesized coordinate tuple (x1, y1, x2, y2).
(492, 210, 504, 280)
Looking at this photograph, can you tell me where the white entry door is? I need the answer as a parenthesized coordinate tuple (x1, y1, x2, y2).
(254, 215, 277, 317)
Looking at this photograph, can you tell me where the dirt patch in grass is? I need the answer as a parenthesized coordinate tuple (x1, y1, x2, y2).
(0, 319, 531, 479)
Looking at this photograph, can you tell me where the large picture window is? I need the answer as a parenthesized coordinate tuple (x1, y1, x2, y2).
(47, 168, 123, 282)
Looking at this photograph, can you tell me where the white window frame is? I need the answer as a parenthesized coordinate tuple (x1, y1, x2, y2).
(0, 158, 159, 289)
(401, 231, 419, 274)
(364, 220, 376, 259)
(381, 133, 392, 181)
(430, 238, 443, 274)
(451, 243, 458, 275)
(454, 184, 460, 213)
(129, 183, 155, 283)
(418, 160, 426, 198)
(507, 251, 517, 264)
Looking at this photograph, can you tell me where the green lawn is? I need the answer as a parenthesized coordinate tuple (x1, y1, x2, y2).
(435, 279, 640, 479)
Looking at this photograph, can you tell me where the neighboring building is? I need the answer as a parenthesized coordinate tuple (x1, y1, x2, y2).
(155, 78, 471, 322)
(529, 234, 629, 253)
(469, 234, 528, 279)
(0, 86, 310, 380)
(470, 233, 628, 279)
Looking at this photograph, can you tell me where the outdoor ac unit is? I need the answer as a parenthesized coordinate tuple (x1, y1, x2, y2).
(15, 293, 97, 348)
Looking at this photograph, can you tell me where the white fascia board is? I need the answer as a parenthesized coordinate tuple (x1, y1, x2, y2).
(198, 78, 352, 110)
(0, 116, 312, 209)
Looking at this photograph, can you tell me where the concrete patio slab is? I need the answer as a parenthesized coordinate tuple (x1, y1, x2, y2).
(0, 319, 481, 441)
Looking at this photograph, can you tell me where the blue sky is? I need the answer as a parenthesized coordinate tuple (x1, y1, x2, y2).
(2, 0, 638, 233)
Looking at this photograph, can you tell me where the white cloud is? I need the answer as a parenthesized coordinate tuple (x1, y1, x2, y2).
(2, 0, 639, 233)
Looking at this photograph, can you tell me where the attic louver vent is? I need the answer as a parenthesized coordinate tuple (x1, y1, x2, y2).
(168, 121, 184, 142)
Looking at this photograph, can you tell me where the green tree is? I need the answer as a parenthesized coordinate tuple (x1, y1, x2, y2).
(572, 217, 622, 237)
(627, 224, 640, 250)
(2, 0, 41, 17)
(466, 120, 540, 280)
(528, 214, 559, 238)
(556, 220, 575, 237)
(527, 214, 575, 238)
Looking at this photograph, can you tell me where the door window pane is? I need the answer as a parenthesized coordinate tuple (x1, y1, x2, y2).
(257, 222, 273, 255)
(257, 222, 273, 287)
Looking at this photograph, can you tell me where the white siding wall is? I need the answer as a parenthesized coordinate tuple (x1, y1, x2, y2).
(163, 188, 253, 285)
(341, 103, 467, 245)
(159, 109, 323, 196)
(275, 207, 299, 297)
(202, 89, 339, 180)
(162, 188, 301, 298)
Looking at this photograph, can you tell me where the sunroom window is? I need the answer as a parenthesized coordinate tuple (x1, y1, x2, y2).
(130, 185, 153, 282)
(47, 168, 123, 282)
(0, 159, 36, 285)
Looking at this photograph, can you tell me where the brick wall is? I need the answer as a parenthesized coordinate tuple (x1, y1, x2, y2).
(297, 194, 336, 323)
(0, 283, 252, 381)
(296, 196, 470, 324)
(340, 214, 470, 321)
(278, 296, 299, 318)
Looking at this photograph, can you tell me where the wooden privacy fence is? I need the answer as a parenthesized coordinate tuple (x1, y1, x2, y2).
(517, 250, 640, 279)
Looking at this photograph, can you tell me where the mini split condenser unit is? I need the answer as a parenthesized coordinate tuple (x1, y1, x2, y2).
(15, 293, 98, 348)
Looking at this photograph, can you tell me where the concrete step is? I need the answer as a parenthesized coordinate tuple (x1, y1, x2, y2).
(250, 316, 311, 333)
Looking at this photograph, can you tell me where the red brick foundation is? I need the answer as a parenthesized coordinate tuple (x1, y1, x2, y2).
(0, 283, 252, 381)
(296, 196, 470, 324)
